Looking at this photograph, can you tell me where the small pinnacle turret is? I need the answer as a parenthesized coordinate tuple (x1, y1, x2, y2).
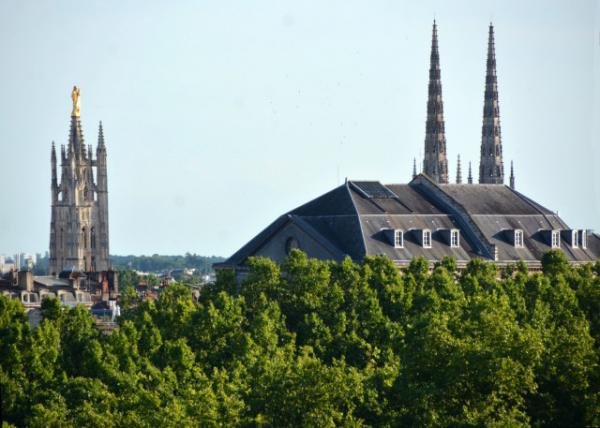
(510, 160, 515, 189)
(456, 155, 462, 184)
(479, 23, 504, 184)
(98, 121, 105, 148)
(412, 158, 417, 179)
(468, 161, 473, 184)
(422, 20, 449, 184)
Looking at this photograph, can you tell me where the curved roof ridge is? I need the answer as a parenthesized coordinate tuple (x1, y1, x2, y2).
(345, 181, 368, 258)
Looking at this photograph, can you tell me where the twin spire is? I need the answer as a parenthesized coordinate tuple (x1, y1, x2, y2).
(422, 20, 449, 184)
(421, 22, 513, 187)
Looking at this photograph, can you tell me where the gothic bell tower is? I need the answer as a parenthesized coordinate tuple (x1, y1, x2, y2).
(48, 86, 110, 275)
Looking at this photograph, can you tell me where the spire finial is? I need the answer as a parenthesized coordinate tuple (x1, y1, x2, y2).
(71, 86, 81, 117)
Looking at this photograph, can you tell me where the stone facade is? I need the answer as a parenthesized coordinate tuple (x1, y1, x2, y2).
(48, 87, 110, 275)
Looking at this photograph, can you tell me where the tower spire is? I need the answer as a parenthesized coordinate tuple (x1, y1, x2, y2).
(479, 23, 504, 184)
(422, 20, 449, 184)
(468, 161, 473, 184)
(456, 155, 462, 184)
(509, 160, 515, 189)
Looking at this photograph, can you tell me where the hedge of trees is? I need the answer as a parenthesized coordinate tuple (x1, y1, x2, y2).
(1, 250, 599, 427)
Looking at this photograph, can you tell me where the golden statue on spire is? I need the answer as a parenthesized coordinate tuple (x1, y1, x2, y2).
(71, 85, 81, 117)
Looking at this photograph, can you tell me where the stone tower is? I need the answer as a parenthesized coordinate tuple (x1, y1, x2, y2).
(422, 20, 449, 184)
(479, 23, 504, 184)
(48, 86, 110, 275)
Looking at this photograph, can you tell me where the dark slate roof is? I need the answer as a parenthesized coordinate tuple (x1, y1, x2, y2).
(218, 175, 600, 268)
(439, 184, 553, 215)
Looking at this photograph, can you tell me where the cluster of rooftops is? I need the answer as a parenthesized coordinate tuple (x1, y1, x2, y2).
(216, 175, 599, 272)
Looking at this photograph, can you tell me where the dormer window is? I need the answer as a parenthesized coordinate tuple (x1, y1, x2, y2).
(514, 229, 524, 248)
(394, 230, 403, 248)
(572, 230, 579, 248)
(551, 230, 560, 248)
(450, 229, 460, 248)
(422, 229, 432, 248)
(580, 230, 587, 249)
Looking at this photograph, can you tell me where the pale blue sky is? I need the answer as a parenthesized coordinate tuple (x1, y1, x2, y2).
(0, 0, 598, 257)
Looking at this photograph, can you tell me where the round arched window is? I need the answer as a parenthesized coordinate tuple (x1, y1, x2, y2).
(285, 237, 300, 254)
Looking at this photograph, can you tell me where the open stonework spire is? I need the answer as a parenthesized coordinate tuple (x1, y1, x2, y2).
(422, 20, 449, 184)
(479, 23, 504, 184)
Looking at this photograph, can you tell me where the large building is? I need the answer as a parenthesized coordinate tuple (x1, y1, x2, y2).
(0, 87, 118, 318)
(48, 86, 110, 275)
(217, 22, 600, 274)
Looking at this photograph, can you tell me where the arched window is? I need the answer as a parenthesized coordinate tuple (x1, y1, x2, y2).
(91, 227, 96, 249)
(82, 227, 88, 249)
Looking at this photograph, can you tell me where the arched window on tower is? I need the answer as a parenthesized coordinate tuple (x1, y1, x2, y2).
(91, 227, 96, 249)
(82, 227, 88, 249)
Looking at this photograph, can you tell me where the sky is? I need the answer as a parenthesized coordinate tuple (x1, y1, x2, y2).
(0, 0, 598, 258)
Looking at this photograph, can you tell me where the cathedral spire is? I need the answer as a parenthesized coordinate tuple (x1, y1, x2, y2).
(479, 23, 504, 184)
(456, 155, 462, 184)
(422, 20, 449, 184)
(509, 160, 515, 189)
(468, 161, 473, 184)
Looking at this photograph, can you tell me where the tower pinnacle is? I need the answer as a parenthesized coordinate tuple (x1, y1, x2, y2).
(468, 161, 473, 184)
(456, 155, 462, 184)
(422, 20, 449, 184)
(98, 121, 105, 148)
(412, 157, 417, 179)
(479, 23, 504, 184)
(509, 160, 515, 189)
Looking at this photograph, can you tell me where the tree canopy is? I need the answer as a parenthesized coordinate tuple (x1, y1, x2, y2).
(1, 250, 599, 427)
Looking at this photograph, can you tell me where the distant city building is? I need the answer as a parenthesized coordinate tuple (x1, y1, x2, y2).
(217, 22, 600, 275)
(49, 86, 110, 275)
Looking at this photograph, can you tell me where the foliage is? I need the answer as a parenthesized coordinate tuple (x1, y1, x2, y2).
(1, 249, 598, 427)
(110, 253, 225, 275)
